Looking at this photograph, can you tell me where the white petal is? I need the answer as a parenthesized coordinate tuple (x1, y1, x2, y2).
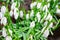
(8, 29, 12, 36)
(20, 11, 24, 18)
(33, 2, 37, 6)
(43, 29, 49, 38)
(43, 5, 48, 12)
(44, 21, 48, 26)
(37, 3, 41, 9)
(30, 21, 35, 28)
(30, 3, 34, 9)
(56, 5, 58, 8)
(9, 10, 13, 17)
(1, 6, 6, 14)
(43, 13, 47, 19)
(49, 22, 53, 28)
(0, 12, 4, 19)
(30, 10, 34, 18)
(47, 0, 51, 2)
(2, 27, 7, 37)
(30, 2, 37, 9)
(11, 2, 16, 10)
(14, 12, 19, 20)
(11, 0, 14, 3)
(36, 12, 41, 22)
(56, 8, 60, 17)
(6, 36, 12, 40)
(46, 14, 52, 21)
(1, 17, 7, 26)
(47, 3, 50, 8)
(49, 15, 53, 21)
(26, 14, 29, 20)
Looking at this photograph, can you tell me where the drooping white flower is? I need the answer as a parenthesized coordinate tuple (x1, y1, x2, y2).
(6, 36, 12, 40)
(36, 12, 41, 22)
(30, 21, 35, 28)
(49, 22, 53, 28)
(26, 14, 29, 20)
(43, 13, 47, 20)
(44, 21, 48, 26)
(1, 17, 7, 26)
(30, 34, 33, 40)
(43, 5, 48, 12)
(30, 10, 34, 18)
(8, 29, 12, 36)
(1, 6, 6, 14)
(11, 2, 16, 10)
(47, 0, 51, 2)
(30, 2, 37, 9)
(49, 15, 53, 21)
(43, 29, 49, 38)
(37, 3, 41, 9)
(56, 5, 58, 8)
(9, 10, 14, 17)
(2, 27, 7, 37)
(14, 8, 19, 19)
(56, 8, 60, 16)
(46, 14, 53, 21)
(14, 12, 19, 20)
(11, 0, 14, 3)
(47, 3, 50, 8)
(20, 10, 24, 18)
(0, 12, 4, 19)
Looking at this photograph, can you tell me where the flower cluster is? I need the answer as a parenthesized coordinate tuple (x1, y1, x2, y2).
(0, 0, 59, 40)
(0, 6, 7, 26)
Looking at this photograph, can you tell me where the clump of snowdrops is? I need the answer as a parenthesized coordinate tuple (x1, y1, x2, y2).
(0, 0, 60, 40)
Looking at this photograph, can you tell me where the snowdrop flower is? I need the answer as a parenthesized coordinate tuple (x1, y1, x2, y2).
(6, 36, 12, 40)
(46, 14, 52, 21)
(30, 2, 37, 9)
(14, 8, 19, 20)
(2, 27, 7, 37)
(20, 10, 24, 18)
(56, 8, 60, 16)
(0, 12, 4, 19)
(11, 0, 14, 3)
(44, 21, 48, 26)
(49, 22, 53, 28)
(8, 29, 12, 36)
(9, 10, 13, 17)
(30, 10, 34, 18)
(36, 12, 41, 22)
(30, 21, 35, 28)
(1, 6, 6, 14)
(43, 29, 49, 38)
(37, 3, 41, 9)
(11, 2, 16, 10)
(30, 34, 33, 40)
(49, 15, 53, 21)
(47, 3, 50, 8)
(1, 17, 7, 26)
(46, 14, 50, 20)
(26, 14, 29, 20)
(47, 0, 51, 2)
(56, 5, 58, 8)
(43, 5, 48, 13)
(44, 13, 47, 19)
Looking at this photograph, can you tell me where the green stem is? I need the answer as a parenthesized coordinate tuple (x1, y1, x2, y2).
(52, 19, 60, 31)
